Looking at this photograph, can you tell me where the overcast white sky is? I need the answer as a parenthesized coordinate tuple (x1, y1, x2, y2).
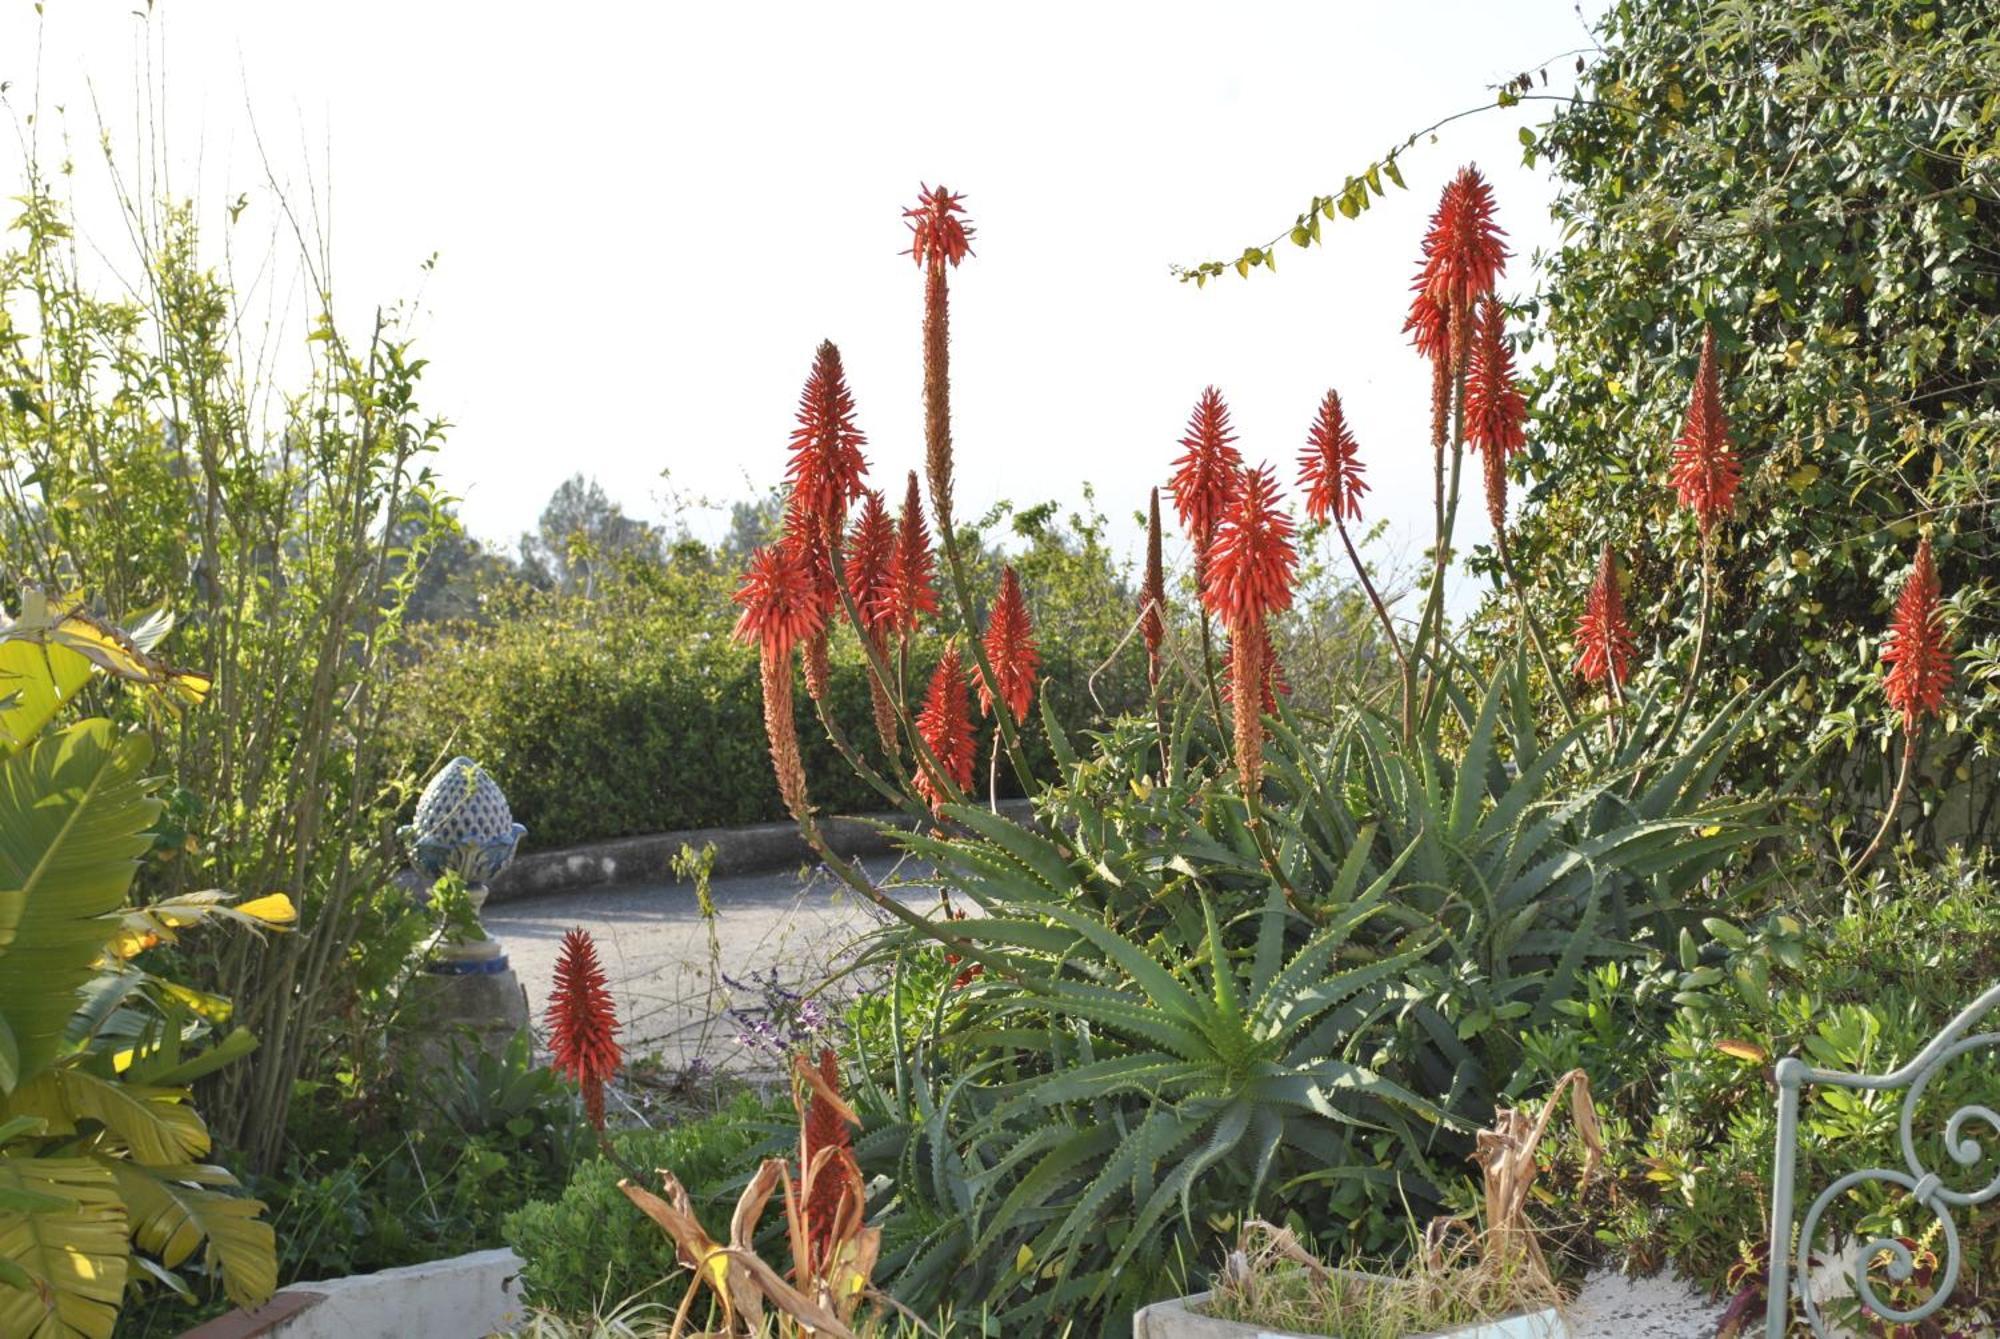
(1, 1, 1603, 606)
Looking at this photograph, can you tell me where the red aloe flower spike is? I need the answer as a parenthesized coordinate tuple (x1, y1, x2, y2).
(914, 641, 975, 814)
(903, 183, 975, 270)
(1168, 387, 1244, 569)
(979, 566, 1040, 725)
(1140, 488, 1167, 682)
(845, 489, 896, 632)
(784, 340, 869, 546)
(1202, 464, 1298, 627)
(1203, 463, 1298, 800)
(1573, 543, 1636, 690)
(733, 543, 827, 659)
(1465, 296, 1527, 458)
(1410, 165, 1508, 356)
(733, 544, 820, 814)
(1669, 326, 1742, 535)
(1882, 534, 1954, 729)
(800, 1047, 853, 1272)
(883, 471, 940, 635)
(1298, 389, 1369, 526)
(547, 928, 622, 1131)
(906, 186, 974, 533)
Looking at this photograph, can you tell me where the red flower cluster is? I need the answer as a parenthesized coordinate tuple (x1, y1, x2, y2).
(1573, 544, 1635, 689)
(1298, 389, 1368, 526)
(979, 566, 1040, 725)
(547, 928, 622, 1131)
(904, 184, 975, 270)
(1168, 387, 1243, 565)
(1669, 327, 1741, 534)
(915, 641, 975, 813)
(1202, 464, 1298, 626)
(732, 544, 826, 657)
(1405, 166, 1508, 363)
(783, 341, 869, 545)
(1882, 535, 1953, 729)
(1465, 297, 1526, 459)
(845, 489, 895, 633)
(882, 471, 940, 634)
(800, 1047, 852, 1269)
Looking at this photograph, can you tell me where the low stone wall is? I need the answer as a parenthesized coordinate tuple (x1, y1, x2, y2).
(487, 800, 1033, 903)
(181, 1247, 525, 1339)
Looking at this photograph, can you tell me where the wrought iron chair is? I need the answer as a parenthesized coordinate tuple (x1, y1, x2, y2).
(1765, 979, 2000, 1336)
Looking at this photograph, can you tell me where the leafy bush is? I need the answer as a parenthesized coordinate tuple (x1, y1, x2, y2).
(503, 1093, 786, 1319)
(1623, 854, 2000, 1305)
(1501, 0, 2000, 853)
(0, 612, 281, 1337)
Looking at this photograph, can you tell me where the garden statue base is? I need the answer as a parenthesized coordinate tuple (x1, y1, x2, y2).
(402, 958, 531, 1069)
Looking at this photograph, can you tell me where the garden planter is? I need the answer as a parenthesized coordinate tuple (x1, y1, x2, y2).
(1132, 1282, 1568, 1339)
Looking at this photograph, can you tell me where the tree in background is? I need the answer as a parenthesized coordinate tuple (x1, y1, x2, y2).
(517, 473, 666, 595)
(1493, 0, 2000, 860)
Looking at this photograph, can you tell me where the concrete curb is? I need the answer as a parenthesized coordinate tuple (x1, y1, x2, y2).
(487, 799, 1034, 904)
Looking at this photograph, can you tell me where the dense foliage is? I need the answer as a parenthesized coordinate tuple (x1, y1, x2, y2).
(1499, 0, 2000, 857)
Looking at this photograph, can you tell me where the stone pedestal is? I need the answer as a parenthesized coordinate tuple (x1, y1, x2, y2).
(403, 960, 532, 1069)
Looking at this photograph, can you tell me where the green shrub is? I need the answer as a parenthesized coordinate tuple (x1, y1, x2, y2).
(1497, 0, 2000, 855)
(503, 1093, 786, 1318)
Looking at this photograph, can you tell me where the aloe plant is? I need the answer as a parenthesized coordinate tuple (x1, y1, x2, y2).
(842, 652, 1773, 1335)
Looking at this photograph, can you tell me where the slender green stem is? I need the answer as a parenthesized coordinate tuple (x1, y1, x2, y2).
(1496, 527, 1584, 737)
(1854, 728, 1918, 874)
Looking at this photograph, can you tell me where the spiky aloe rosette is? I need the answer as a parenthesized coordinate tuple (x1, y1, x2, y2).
(547, 928, 622, 1131)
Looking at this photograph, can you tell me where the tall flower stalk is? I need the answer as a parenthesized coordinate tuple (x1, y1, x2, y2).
(783, 341, 869, 703)
(1402, 166, 1508, 738)
(902, 184, 1037, 799)
(1857, 534, 1954, 870)
(1169, 386, 1245, 743)
(1573, 543, 1635, 710)
(1657, 325, 1741, 753)
(914, 641, 975, 815)
(845, 488, 901, 759)
(1298, 387, 1405, 680)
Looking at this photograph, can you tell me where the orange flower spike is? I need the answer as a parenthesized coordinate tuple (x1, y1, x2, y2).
(1406, 165, 1508, 366)
(1168, 387, 1244, 568)
(1298, 389, 1369, 526)
(1465, 296, 1527, 459)
(845, 489, 896, 633)
(914, 642, 975, 814)
(733, 544, 820, 815)
(784, 340, 869, 545)
(1668, 326, 1742, 535)
(979, 565, 1040, 725)
(547, 928, 622, 1131)
(732, 543, 827, 658)
(1202, 464, 1299, 627)
(800, 1047, 853, 1273)
(883, 471, 940, 635)
(1882, 534, 1954, 729)
(1573, 543, 1636, 689)
(903, 183, 975, 270)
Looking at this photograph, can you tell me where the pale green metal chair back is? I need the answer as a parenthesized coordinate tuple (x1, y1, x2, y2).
(1766, 979, 2000, 1336)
